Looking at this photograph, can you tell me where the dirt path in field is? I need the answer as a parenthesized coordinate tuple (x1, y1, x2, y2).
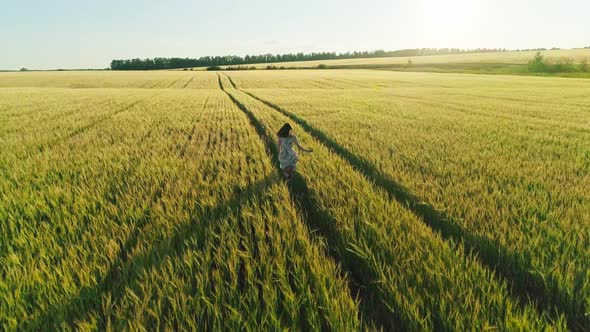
(166, 78, 180, 88)
(149, 79, 167, 88)
(223, 74, 580, 330)
(182, 75, 197, 88)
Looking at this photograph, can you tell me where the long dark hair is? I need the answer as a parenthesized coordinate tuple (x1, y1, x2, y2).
(277, 123, 292, 138)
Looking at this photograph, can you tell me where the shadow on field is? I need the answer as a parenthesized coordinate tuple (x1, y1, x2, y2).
(219, 75, 394, 331)
(285, 173, 400, 331)
(21, 174, 277, 330)
(240, 89, 585, 330)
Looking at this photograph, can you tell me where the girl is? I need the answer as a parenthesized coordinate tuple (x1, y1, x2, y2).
(277, 123, 312, 180)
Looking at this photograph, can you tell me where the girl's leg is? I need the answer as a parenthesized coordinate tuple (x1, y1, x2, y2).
(284, 165, 294, 179)
(281, 166, 290, 178)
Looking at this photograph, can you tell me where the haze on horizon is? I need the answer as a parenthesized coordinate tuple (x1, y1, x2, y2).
(1, 0, 589, 70)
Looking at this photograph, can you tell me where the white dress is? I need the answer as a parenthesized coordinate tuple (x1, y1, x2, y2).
(278, 135, 298, 169)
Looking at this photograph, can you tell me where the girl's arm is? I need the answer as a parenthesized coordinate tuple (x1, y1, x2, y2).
(294, 135, 312, 153)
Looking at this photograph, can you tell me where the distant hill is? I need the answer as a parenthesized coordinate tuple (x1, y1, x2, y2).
(211, 49, 590, 70)
(187, 49, 590, 78)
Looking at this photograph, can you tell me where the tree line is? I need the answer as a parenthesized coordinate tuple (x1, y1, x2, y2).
(110, 48, 510, 70)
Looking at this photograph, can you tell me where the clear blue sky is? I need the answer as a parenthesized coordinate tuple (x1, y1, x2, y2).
(1, 0, 589, 69)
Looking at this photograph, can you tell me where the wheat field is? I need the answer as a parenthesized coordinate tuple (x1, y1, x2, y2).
(1, 69, 588, 331)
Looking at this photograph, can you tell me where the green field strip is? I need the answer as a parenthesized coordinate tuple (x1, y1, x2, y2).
(220, 75, 566, 331)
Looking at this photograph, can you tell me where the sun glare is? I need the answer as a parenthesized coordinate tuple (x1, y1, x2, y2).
(415, 0, 484, 48)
